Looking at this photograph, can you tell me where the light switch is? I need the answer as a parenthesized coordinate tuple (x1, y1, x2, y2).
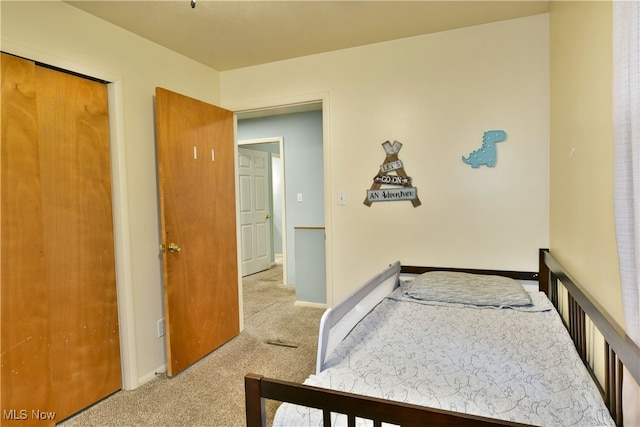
(297, 193, 303, 202)
(337, 191, 346, 206)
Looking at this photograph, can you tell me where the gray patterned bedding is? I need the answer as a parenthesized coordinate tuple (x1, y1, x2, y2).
(273, 289, 615, 426)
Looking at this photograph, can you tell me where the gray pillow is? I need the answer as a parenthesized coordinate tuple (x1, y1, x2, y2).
(401, 271, 532, 307)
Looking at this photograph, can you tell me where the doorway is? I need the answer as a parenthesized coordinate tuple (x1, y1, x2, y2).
(236, 106, 325, 300)
(271, 152, 283, 266)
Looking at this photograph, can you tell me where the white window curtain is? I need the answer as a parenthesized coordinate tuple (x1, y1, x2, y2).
(613, 1, 640, 426)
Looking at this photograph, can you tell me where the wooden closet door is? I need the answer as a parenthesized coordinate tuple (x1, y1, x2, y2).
(1, 53, 121, 425)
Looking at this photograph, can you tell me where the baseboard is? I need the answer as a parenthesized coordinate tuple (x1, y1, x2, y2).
(294, 300, 327, 309)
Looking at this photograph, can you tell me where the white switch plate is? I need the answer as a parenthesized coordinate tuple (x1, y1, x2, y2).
(297, 193, 303, 202)
(157, 318, 166, 337)
(337, 191, 346, 206)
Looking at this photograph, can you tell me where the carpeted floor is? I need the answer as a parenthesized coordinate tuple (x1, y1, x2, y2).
(60, 265, 325, 426)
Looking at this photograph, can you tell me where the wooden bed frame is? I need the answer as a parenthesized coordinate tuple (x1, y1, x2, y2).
(245, 249, 640, 427)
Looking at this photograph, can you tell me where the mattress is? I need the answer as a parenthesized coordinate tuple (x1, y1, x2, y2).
(273, 290, 615, 427)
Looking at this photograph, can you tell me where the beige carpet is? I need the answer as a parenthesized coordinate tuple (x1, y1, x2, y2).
(60, 265, 325, 427)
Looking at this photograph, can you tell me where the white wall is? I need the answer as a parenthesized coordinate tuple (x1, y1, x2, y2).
(222, 14, 550, 304)
(549, 2, 623, 324)
(1, 1, 221, 387)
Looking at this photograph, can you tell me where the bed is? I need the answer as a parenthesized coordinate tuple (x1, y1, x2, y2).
(245, 249, 640, 426)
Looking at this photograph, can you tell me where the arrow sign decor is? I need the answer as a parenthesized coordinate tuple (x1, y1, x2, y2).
(364, 140, 421, 207)
(374, 175, 412, 185)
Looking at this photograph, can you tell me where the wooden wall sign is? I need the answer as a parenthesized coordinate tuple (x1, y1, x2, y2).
(364, 140, 421, 207)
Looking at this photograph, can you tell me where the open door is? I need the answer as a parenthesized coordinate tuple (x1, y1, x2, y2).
(238, 147, 272, 276)
(155, 87, 239, 377)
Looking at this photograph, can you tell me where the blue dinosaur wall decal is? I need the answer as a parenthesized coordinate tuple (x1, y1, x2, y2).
(462, 130, 506, 168)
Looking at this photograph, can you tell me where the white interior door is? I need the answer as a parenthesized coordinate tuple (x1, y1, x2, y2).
(239, 147, 272, 276)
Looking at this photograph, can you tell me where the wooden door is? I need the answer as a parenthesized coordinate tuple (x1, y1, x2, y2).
(155, 87, 239, 377)
(239, 147, 272, 276)
(0, 53, 121, 425)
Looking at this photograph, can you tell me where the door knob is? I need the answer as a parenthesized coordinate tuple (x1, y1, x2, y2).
(159, 243, 182, 253)
(266, 214, 272, 219)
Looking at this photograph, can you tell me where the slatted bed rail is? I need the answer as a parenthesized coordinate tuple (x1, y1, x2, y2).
(244, 373, 529, 427)
(540, 249, 640, 427)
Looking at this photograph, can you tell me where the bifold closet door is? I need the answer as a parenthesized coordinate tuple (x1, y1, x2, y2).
(1, 53, 121, 425)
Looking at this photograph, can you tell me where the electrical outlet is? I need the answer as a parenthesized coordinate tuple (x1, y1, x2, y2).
(157, 318, 166, 337)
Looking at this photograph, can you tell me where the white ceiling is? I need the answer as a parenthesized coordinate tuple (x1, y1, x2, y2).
(67, 1, 550, 72)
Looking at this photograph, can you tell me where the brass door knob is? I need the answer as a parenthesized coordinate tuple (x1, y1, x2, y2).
(160, 243, 182, 253)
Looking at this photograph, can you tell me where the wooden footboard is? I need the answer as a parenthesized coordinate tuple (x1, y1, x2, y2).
(244, 373, 529, 427)
(245, 249, 640, 427)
